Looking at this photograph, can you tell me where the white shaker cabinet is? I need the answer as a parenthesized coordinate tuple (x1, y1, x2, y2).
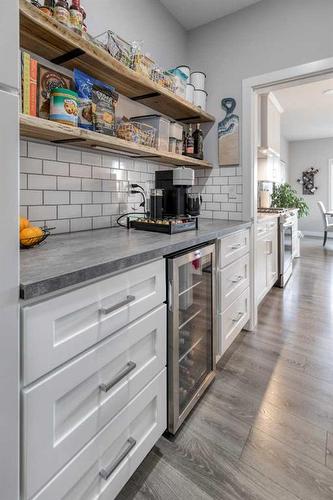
(258, 93, 283, 156)
(217, 228, 251, 359)
(256, 219, 278, 305)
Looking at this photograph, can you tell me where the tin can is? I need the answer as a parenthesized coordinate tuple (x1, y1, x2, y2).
(50, 88, 78, 127)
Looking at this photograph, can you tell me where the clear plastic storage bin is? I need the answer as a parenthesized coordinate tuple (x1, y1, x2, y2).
(132, 114, 170, 152)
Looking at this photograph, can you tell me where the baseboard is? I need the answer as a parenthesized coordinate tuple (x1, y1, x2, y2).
(302, 230, 333, 239)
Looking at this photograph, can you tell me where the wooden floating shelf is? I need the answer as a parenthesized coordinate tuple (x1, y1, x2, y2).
(20, 0, 215, 124)
(20, 114, 213, 169)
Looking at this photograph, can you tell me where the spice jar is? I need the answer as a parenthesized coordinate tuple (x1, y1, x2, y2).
(54, 0, 70, 26)
(70, 0, 83, 34)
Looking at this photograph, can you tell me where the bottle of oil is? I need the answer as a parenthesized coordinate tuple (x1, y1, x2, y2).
(193, 123, 204, 160)
(185, 125, 194, 156)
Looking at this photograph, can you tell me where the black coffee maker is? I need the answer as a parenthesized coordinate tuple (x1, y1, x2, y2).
(154, 167, 201, 218)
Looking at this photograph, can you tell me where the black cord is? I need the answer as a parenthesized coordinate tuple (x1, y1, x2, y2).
(116, 212, 146, 228)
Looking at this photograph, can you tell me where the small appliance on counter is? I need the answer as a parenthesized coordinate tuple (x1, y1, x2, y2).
(127, 167, 202, 235)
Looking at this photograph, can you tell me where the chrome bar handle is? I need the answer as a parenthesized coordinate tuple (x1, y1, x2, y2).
(231, 275, 243, 283)
(99, 437, 136, 480)
(231, 243, 241, 250)
(168, 281, 173, 312)
(99, 295, 135, 315)
(99, 361, 136, 392)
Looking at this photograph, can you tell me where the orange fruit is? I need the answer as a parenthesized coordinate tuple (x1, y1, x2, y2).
(20, 226, 44, 247)
(20, 217, 31, 232)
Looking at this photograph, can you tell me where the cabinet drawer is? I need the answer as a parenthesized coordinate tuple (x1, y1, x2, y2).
(30, 369, 166, 500)
(219, 254, 249, 312)
(22, 259, 165, 385)
(219, 229, 250, 268)
(256, 222, 267, 239)
(219, 287, 250, 355)
(22, 305, 166, 500)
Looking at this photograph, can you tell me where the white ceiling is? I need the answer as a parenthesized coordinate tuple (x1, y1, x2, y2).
(274, 78, 333, 142)
(160, 0, 262, 30)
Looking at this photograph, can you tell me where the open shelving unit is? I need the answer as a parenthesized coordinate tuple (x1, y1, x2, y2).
(20, 114, 212, 168)
(19, 0, 215, 168)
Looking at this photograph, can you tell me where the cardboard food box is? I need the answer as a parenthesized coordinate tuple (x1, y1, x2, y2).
(37, 65, 73, 119)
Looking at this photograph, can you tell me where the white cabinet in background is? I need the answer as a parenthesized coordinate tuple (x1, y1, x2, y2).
(258, 92, 283, 156)
(256, 219, 278, 305)
(217, 228, 251, 359)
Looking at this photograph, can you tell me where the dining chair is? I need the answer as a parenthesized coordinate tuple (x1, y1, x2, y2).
(317, 201, 333, 246)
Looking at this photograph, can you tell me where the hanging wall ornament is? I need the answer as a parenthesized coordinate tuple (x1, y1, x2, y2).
(218, 97, 240, 166)
(297, 167, 319, 195)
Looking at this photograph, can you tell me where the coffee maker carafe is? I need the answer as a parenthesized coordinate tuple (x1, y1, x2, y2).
(155, 167, 200, 217)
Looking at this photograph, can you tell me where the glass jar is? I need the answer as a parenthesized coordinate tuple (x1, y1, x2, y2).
(54, 0, 70, 26)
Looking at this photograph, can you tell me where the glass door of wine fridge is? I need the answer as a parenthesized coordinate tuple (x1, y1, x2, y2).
(167, 243, 216, 434)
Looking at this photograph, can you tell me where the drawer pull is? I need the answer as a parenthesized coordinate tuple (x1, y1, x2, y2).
(231, 275, 243, 283)
(99, 361, 136, 392)
(230, 243, 242, 250)
(99, 437, 136, 480)
(99, 295, 135, 315)
(232, 312, 244, 323)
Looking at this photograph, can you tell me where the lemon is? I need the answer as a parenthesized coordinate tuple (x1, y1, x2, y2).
(20, 226, 44, 247)
(20, 217, 31, 232)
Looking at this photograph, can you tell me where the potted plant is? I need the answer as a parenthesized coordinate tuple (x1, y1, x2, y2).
(271, 183, 309, 218)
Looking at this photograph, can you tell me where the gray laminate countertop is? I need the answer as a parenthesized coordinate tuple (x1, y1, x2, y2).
(20, 218, 251, 300)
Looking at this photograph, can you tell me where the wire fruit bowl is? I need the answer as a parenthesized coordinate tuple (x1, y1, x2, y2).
(20, 226, 52, 249)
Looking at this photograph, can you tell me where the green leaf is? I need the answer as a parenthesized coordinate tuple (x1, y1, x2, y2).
(271, 183, 309, 218)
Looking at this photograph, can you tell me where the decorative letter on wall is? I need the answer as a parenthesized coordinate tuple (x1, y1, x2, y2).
(218, 97, 240, 166)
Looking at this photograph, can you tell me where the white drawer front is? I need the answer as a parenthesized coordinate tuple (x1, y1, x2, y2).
(219, 229, 250, 268)
(22, 305, 166, 500)
(31, 369, 166, 500)
(219, 287, 250, 355)
(22, 259, 165, 385)
(266, 219, 278, 232)
(219, 254, 250, 312)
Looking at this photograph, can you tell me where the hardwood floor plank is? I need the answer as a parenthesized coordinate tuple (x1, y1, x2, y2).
(241, 427, 333, 500)
(156, 430, 298, 500)
(117, 450, 213, 500)
(326, 433, 333, 471)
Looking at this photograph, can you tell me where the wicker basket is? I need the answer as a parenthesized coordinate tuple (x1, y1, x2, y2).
(94, 31, 133, 68)
(20, 226, 51, 249)
(117, 121, 156, 148)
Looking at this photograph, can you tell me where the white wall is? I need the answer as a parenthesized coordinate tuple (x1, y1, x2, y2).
(187, 0, 333, 220)
(83, 0, 187, 69)
(289, 137, 333, 235)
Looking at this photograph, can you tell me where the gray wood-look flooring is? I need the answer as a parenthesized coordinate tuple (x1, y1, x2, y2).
(117, 238, 333, 500)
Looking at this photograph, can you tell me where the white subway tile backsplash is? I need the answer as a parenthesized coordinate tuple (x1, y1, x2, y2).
(213, 194, 228, 203)
(82, 204, 102, 217)
(20, 190, 43, 206)
(110, 169, 127, 181)
(213, 211, 230, 220)
(29, 205, 57, 221)
(82, 151, 102, 166)
(111, 192, 128, 203)
(20, 206, 28, 218)
(44, 191, 69, 205)
(28, 142, 57, 160)
(92, 192, 111, 204)
(70, 163, 92, 178)
(92, 166, 110, 179)
(127, 171, 141, 182)
(102, 180, 127, 192)
(58, 205, 81, 219)
(57, 147, 81, 163)
(102, 155, 119, 168)
(21, 157, 43, 174)
(28, 174, 56, 190)
(119, 158, 133, 170)
(44, 160, 69, 176)
(20, 173, 27, 190)
(82, 178, 102, 191)
(220, 202, 237, 212)
(205, 185, 220, 194)
(47, 219, 70, 234)
(205, 202, 221, 211)
(229, 212, 243, 221)
(20, 140, 28, 157)
(93, 216, 111, 229)
(102, 204, 120, 216)
(58, 176, 81, 191)
(228, 176, 242, 185)
(70, 218, 92, 232)
(70, 191, 92, 204)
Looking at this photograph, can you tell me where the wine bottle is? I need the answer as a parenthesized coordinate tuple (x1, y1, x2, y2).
(193, 123, 204, 160)
(185, 125, 194, 156)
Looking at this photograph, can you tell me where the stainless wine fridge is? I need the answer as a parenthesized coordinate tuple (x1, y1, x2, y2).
(167, 243, 216, 434)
